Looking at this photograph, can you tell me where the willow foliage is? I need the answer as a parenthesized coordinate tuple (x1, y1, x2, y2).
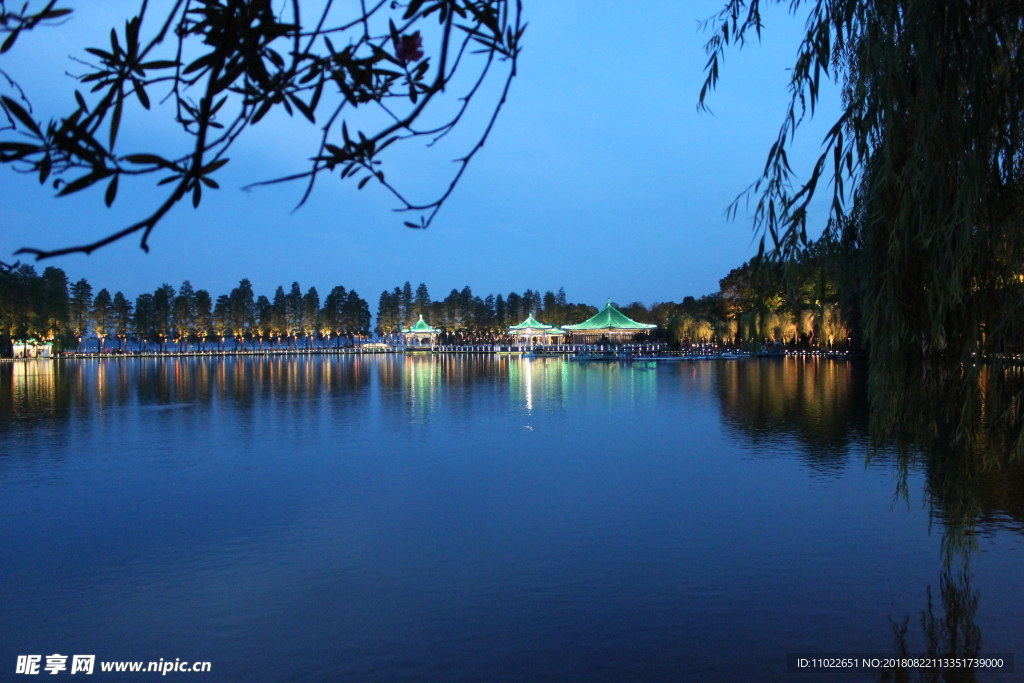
(704, 1, 1024, 455)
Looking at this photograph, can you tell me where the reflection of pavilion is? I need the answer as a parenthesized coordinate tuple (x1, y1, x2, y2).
(507, 314, 565, 346)
(11, 360, 56, 410)
(402, 315, 440, 351)
(402, 354, 441, 415)
(564, 299, 656, 344)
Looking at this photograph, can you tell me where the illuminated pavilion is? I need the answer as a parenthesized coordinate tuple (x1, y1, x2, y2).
(563, 299, 656, 344)
(507, 314, 566, 346)
(402, 315, 440, 350)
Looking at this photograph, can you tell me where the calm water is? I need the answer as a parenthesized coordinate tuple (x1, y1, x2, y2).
(1, 356, 1021, 682)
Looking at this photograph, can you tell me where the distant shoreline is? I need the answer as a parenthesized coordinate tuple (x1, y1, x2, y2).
(1, 347, 859, 362)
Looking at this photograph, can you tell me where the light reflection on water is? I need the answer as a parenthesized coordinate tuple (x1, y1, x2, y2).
(0, 356, 1022, 683)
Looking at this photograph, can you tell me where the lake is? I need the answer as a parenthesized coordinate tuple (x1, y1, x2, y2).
(1, 356, 1021, 681)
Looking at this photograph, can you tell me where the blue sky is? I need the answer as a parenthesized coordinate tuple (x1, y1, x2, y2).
(2, 1, 840, 306)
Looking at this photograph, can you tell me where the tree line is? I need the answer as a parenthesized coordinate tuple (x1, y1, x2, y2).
(650, 238, 851, 349)
(0, 266, 371, 351)
(2, 245, 850, 354)
(374, 246, 850, 350)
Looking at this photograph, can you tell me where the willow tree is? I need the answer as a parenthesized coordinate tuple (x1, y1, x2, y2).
(704, 1, 1024, 455)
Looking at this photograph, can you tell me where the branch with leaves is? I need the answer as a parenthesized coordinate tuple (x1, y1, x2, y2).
(0, 0, 524, 263)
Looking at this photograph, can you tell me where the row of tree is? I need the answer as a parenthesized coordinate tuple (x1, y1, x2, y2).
(374, 247, 850, 350)
(2, 244, 849, 354)
(656, 239, 851, 348)
(0, 266, 372, 351)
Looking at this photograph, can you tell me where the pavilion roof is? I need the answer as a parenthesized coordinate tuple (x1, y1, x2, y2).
(402, 315, 440, 333)
(563, 299, 657, 331)
(508, 314, 553, 331)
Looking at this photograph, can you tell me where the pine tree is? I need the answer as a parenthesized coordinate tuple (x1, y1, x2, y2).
(69, 278, 93, 348)
(323, 286, 348, 346)
(194, 290, 213, 350)
(174, 281, 198, 350)
(111, 291, 133, 350)
(38, 267, 70, 343)
(152, 284, 176, 351)
(375, 290, 396, 337)
(401, 282, 414, 326)
(132, 293, 155, 351)
(91, 289, 113, 351)
(302, 287, 320, 348)
(414, 283, 431, 315)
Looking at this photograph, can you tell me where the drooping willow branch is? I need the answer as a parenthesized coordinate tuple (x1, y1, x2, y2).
(699, 0, 863, 260)
(702, 0, 1024, 471)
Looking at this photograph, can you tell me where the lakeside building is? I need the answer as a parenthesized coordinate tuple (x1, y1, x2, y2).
(507, 314, 566, 345)
(563, 299, 657, 344)
(401, 315, 440, 350)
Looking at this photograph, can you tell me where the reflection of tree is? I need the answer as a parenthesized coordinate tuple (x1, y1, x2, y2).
(716, 358, 1024, 559)
(715, 358, 869, 473)
(915, 446, 1024, 562)
(882, 570, 981, 683)
(1, 360, 72, 420)
(7, 355, 1024, 561)
(883, 364, 1024, 561)
(0, 357, 372, 423)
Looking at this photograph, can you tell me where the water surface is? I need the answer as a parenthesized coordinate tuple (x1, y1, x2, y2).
(1, 356, 1021, 681)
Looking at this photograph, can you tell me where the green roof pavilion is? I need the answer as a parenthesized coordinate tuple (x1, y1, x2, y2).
(402, 315, 440, 350)
(508, 314, 552, 331)
(508, 314, 566, 345)
(563, 299, 656, 343)
(402, 315, 440, 334)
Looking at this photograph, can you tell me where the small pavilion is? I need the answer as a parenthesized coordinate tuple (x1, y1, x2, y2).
(12, 339, 53, 359)
(402, 315, 440, 350)
(563, 299, 656, 344)
(507, 313, 566, 346)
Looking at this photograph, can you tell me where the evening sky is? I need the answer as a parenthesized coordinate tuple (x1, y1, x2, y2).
(2, 1, 840, 308)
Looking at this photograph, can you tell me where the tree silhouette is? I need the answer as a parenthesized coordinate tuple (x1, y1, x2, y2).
(68, 277, 92, 349)
(90, 288, 112, 351)
(151, 283, 175, 351)
(38, 266, 70, 342)
(0, 0, 523, 265)
(229, 278, 255, 349)
(301, 286, 319, 348)
(132, 292, 154, 350)
(174, 280, 197, 350)
(323, 285, 348, 348)
(111, 290, 132, 349)
(254, 294, 272, 349)
(194, 289, 212, 350)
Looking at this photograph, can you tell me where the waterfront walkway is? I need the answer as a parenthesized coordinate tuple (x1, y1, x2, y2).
(8, 343, 668, 360)
(1, 344, 857, 362)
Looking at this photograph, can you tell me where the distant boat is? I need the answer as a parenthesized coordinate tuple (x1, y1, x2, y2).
(570, 350, 618, 362)
(524, 349, 563, 358)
